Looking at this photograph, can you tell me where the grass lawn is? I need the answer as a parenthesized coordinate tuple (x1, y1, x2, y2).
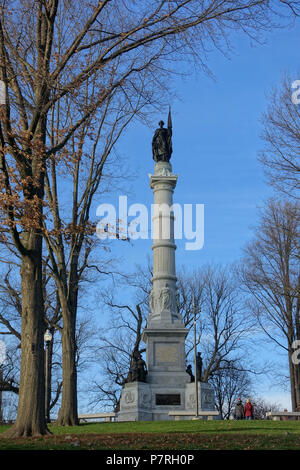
(0, 420, 300, 450)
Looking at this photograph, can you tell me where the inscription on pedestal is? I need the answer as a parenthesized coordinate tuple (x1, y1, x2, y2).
(154, 342, 178, 364)
(156, 394, 181, 406)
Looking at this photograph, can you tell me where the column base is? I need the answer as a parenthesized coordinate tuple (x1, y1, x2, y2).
(116, 380, 216, 422)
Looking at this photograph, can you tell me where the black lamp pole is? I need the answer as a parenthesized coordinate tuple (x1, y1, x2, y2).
(193, 296, 199, 418)
(44, 329, 52, 423)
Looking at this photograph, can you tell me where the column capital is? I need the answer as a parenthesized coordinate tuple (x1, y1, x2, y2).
(149, 161, 178, 189)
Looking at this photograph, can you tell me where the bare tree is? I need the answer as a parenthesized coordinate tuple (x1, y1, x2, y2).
(189, 265, 255, 383)
(241, 198, 300, 410)
(259, 72, 300, 199)
(42, 69, 158, 425)
(0, 345, 20, 395)
(0, 0, 298, 437)
(253, 396, 281, 419)
(210, 365, 252, 419)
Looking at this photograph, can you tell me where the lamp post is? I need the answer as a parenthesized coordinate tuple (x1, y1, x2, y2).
(44, 328, 52, 423)
(193, 296, 199, 418)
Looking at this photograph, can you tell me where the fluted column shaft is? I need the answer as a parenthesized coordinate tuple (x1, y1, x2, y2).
(148, 161, 182, 326)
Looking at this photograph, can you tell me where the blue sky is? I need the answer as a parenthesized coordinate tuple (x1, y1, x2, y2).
(99, 22, 299, 269)
(87, 20, 300, 412)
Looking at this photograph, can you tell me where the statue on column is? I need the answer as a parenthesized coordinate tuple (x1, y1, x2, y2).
(152, 107, 172, 162)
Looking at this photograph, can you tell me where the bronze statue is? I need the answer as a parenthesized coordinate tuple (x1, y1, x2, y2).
(196, 352, 203, 382)
(186, 364, 195, 383)
(152, 108, 172, 162)
(137, 354, 148, 383)
(127, 350, 147, 383)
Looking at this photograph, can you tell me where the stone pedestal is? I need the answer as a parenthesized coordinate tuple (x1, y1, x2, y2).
(117, 382, 153, 422)
(185, 382, 215, 413)
(117, 161, 215, 421)
(117, 380, 215, 421)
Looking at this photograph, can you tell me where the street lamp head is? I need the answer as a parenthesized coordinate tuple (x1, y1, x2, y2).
(44, 329, 52, 343)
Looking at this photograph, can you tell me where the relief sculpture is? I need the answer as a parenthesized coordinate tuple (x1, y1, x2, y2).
(160, 284, 172, 311)
(125, 391, 135, 404)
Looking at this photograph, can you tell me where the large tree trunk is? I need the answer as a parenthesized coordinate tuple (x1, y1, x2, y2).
(289, 343, 297, 411)
(293, 362, 300, 409)
(3, 233, 49, 437)
(289, 366, 296, 411)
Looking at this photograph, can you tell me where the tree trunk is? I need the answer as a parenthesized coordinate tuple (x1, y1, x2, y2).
(55, 245, 80, 426)
(56, 307, 78, 426)
(3, 233, 49, 437)
(289, 348, 297, 411)
(294, 362, 300, 409)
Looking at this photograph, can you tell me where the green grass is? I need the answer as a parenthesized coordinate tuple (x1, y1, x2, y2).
(45, 419, 300, 435)
(0, 420, 300, 450)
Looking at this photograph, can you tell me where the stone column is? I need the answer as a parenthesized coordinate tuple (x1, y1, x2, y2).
(140, 161, 190, 420)
(148, 161, 182, 327)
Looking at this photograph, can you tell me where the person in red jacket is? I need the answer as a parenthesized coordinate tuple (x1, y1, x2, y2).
(244, 398, 254, 420)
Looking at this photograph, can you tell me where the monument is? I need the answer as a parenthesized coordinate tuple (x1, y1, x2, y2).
(116, 111, 215, 421)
